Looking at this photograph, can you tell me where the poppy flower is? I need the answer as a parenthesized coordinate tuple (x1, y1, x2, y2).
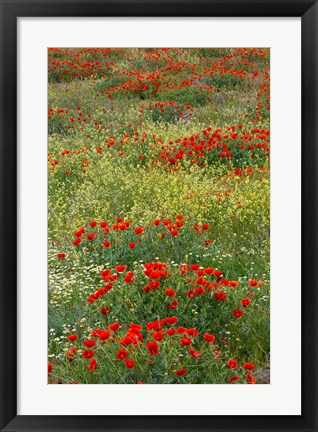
(226, 359, 238, 369)
(116, 265, 126, 273)
(124, 272, 134, 283)
(214, 291, 227, 302)
(88, 358, 98, 371)
(102, 241, 111, 248)
(99, 330, 110, 341)
(137, 381, 143, 384)
(146, 341, 159, 355)
(180, 337, 191, 346)
(233, 308, 244, 318)
(67, 334, 78, 342)
(241, 298, 251, 307)
(89, 221, 97, 227)
(82, 350, 95, 359)
(73, 238, 81, 246)
(167, 299, 178, 309)
(116, 349, 128, 360)
(249, 279, 258, 287)
(134, 227, 144, 235)
(165, 316, 178, 325)
(57, 253, 66, 259)
(243, 362, 255, 370)
(48, 362, 53, 374)
(101, 306, 110, 315)
(202, 223, 209, 230)
(175, 368, 187, 376)
(125, 359, 135, 369)
(86, 233, 96, 241)
(229, 375, 240, 383)
(204, 267, 214, 275)
(189, 348, 200, 358)
(129, 242, 136, 249)
(203, 333, 215, 343)
(153, 331, 164, 341)
(109, 322, 119, 331)
(83, 340, 96, 348)
(246, 373, 257, 384)
(165, 289, 175, 296)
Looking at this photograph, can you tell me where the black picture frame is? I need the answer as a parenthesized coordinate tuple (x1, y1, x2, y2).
(0, 1, 317, 431)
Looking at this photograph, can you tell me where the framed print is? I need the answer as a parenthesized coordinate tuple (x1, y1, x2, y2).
(0, 1, 317, 431)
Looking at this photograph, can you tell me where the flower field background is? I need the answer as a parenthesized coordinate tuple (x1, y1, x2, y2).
(48, 48, 270, 384)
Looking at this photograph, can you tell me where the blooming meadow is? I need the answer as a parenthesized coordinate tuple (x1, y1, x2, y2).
(48, 48, 270, 384)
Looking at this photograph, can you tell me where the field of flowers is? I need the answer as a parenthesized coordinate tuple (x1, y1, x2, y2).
(48, 48, 270, 384)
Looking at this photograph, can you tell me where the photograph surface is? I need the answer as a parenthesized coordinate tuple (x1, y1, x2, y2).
(48, 48, 270, 384)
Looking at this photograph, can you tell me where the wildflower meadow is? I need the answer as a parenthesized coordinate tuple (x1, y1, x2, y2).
(48, 48, 270, 384)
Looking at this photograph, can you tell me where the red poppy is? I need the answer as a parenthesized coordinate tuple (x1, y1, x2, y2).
(134, 227, 144, 235)
(202, 223, 209, 230)
(165, 289, 175, 296)
(203, 333, 215, 343)
(233, 308, 244, 318)
(99, 330, 110, 341)
(86, 233, 96, 241)
(125, 359, 135, 369)
(116, 265, 126, 273)
(167, 299, 178, 309)
(67, 334, 78, 342)
(89, 221, 97, 227)
(102, 241, 111, 248)
(180, 337, 191, 346)
(48, 362, 53, 374)
(109, 322, 119, 331)
(189, 348, 201, 358)
(214, 291, 227, 301)
(153, 331, 164, 341)
(146, 341, 159, 355)
(243, 362, 255, 370)
(249, 279, 258, 287)
(88, 358, 98, 371)
(229, 375, 240, 383)
(246, 373, 257, 384)
(116, 349, 128, 360)
(83, 340, 96, 348)
(175, 368, 187, 376)
(124, 272, 134, 283)
(129, 242, 136, 249)
(241, 298, 251, 307)
(82, 350, 94, 359)
(57, 253, 66, 259)
(165, 316, 178, 325)
(101, 306, 110, 315)
(226, 359, 238, 369)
